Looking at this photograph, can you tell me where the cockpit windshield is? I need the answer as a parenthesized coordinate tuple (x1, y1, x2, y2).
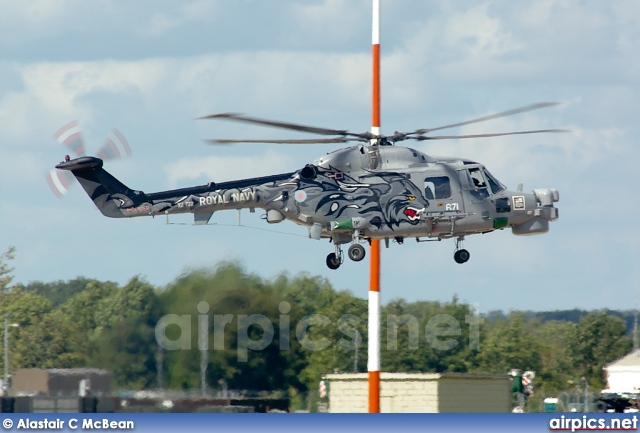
(459, 166, 506, 203)
(483, 169, 505, 194)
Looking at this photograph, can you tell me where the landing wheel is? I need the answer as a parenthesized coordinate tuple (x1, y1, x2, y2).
(347, 244, 366, 262)
(454, 249, 470, 264)
(326, 253, 341, 270)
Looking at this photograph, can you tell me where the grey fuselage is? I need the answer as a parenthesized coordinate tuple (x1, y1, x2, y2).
(57, 144, 559, 244)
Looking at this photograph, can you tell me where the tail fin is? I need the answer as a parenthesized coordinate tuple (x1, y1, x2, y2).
(55, 157, 145, 218)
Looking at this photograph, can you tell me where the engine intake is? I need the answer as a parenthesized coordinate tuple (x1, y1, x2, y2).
(299, 164, 317, 180)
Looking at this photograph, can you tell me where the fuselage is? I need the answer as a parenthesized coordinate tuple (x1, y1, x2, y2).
(56, 144, 558, 246)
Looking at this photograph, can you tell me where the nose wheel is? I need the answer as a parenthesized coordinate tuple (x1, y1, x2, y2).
(326, 241, 343, 270)
(454, 237, 470, 264)
(326, 252, 342, 270)
(454, 249, 470, 264)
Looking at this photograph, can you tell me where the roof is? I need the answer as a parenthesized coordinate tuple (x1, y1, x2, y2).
(45, 368, 111, 376)
(324, 372, 510, 381)
(604, 350, 640, 370)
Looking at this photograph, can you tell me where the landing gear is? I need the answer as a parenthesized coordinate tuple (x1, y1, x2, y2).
(454, 237, 470, 264)
(326, 228, 368, 269)
(326, 241, 343, 270)
(348, 244, 366, 262)
(326, 253, 341, 270)
(454, 249, 470, 264)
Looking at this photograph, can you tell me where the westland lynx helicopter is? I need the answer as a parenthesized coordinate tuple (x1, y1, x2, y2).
(56, 102, 561, 270)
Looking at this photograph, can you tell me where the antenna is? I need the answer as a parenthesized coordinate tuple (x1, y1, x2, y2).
(368, 0, 381, 414)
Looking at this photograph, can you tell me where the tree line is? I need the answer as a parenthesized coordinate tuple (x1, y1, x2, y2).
(0, 247, 633, 405)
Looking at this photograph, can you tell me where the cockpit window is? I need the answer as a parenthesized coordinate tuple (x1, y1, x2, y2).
(459, 168, 490, 203)
(424, 176, 451, 199)
(469, 168, 486, 188)
(483, 169, 505, 194)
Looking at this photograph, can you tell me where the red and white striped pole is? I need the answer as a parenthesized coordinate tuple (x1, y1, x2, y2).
(368, 0, 381, 414)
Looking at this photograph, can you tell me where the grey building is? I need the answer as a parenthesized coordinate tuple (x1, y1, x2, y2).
(11, 368, 112, 397)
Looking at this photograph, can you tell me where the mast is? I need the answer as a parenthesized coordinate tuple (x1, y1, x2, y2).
(368, 0, 381, 414)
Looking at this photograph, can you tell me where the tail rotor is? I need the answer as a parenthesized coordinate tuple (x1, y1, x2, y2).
(46, 122, 131, 198)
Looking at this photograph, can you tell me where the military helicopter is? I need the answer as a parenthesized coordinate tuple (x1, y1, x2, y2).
(56, 102, 562, 270)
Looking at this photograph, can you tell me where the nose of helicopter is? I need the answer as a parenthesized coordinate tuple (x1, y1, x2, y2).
(512, 188, 559, 236)
(532, 188, 559, 221)
(533, 188, 559, 209)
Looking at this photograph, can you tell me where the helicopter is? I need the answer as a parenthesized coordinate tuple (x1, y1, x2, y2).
(55, 102, 562, 270)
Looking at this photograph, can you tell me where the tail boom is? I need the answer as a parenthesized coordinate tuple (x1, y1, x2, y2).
(56, 156, 294, 219)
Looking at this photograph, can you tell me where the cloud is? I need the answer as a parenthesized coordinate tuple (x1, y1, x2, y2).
(163, 151, 297, 188)
(144, 1, 219, 37)
(443, 3, 525, 59)
(0, 59, 166, 143)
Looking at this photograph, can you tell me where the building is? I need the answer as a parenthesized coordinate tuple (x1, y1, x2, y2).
(603, 350, 640, 393)
(11, 368, 112, 397)
(324, 372, 511, 413)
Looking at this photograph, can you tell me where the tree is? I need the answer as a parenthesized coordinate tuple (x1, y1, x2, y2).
(0, 247, 15, 296)
(60, 280, 118, 336)
(566, 312, 632, 389)
(474, 314, 542, 374)
(298, 290, 367, 388)
(160, 264, 310, 392)
(94, 276, 161, 331)
(92, 315, 158, 389)
(14, 309, 87, 368)
(381, 296, 481, 374)
(19, 277, 103, 308)
(90, 277, 163, 389)
(528, 320, 576, 395)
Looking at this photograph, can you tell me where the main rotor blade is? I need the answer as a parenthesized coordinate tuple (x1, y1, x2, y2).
(412, 102, 562, 135)
(206, 137, 353, 145)
(200, 112, 371, 139)
(412, 129, 570, 140)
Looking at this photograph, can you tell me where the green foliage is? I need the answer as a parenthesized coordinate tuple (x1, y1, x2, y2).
(19, 277, 105, 308)
(382, 296, 480, 374)
(528, 320, 576, 395)
(566, 312, 632, 389)
(92, 315, 158, 389)
(60, 280, 119, 335)
(14, 309, 87, 368)
(160, 263, 309, 392)
(298, 290, 367, 387)
(0, 252, 634, 402)
(89, 277, 163, 389)
(0, 247, 15, 296)
(475, 314, 543, 374)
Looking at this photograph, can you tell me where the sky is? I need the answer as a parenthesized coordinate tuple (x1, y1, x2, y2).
(1, 0, 638, 313)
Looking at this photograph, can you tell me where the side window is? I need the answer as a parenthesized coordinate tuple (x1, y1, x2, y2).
(496, 197, 511, 213)
(424, 176, 451, 199)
